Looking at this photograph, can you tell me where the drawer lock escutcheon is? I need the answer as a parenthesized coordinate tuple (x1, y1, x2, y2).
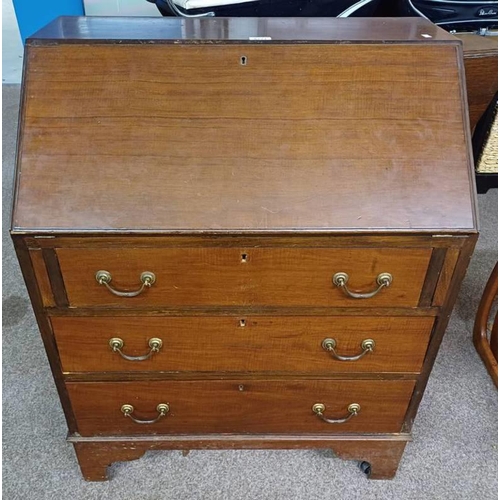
(109, 337, 163, 361)
(332, 272, 392, 299)
(312, 403, 360, 424)
(95, 270, 156, 297)
(121, 403, 169, 424)
(322, 338, 375, 361)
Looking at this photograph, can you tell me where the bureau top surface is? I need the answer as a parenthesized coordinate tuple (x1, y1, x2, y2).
(27, 16, 459, 44)
(12, 17, 477, 235)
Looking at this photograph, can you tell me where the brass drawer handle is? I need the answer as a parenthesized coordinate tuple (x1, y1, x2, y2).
(321, 338, 375, 361)
(109, 337, 163, 361)
(312, 403, 360, 424)
(121, 403, 169, 424)
(332, 272, 392, 299)
(95, 270, 156, 297)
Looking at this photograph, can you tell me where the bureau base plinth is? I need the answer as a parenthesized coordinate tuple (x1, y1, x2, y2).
(70, 434, 410, 481)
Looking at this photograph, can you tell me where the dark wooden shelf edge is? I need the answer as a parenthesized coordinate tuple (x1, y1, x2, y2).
(47, 307, 440, 317)
(67, 432, 412, 443)
(21, 234, 471, 251)
(12, 227, 479, 236)
(63, 372, 420, 382)
(27, 16, 459, 44)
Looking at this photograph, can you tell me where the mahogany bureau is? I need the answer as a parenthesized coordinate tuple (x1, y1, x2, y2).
(11, 16, 478, 481)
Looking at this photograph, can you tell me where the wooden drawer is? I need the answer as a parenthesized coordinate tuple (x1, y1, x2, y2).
(56, 247, 432, 308)
(67, 379, 415, 436)
(53, 316, 434, 374)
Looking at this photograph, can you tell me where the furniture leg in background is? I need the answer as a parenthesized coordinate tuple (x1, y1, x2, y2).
(474, 263, 498, 387)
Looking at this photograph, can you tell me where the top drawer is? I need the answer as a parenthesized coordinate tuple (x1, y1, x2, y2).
(55, 247, 431, 308)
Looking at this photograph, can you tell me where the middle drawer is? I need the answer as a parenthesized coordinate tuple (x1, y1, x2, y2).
(52, 316, 434, 374)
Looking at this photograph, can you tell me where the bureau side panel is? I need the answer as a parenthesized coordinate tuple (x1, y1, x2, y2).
(11, 235, 78, 433)
(403, 235, 478, 430)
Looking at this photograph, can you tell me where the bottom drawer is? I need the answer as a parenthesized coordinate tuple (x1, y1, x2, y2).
(67, 379, 415, 436)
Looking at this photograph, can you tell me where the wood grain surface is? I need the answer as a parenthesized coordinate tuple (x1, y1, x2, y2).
(458, 33, 498, 131)
(66, 379, 415, 436)
(473, 263, 498, 387)
(55, 247, 432, 308)
(24, 234, 469, 249)
(432, 247, 460, 306)
(52, 315, 434, 374)
(12, 42, 475, 233)
(28, 16, 459, 43)
(72, 436, 408, 481)
(29, 249, 55, 307)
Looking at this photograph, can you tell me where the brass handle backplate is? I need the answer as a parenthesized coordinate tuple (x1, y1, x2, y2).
(109, 337, 163, 361)
(322, 338, 375, 361)
(332, 272, 392, 299)
(96, 270, 156, 297)
(312, 403, 360, 424)
(121, 403, 169, 424)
